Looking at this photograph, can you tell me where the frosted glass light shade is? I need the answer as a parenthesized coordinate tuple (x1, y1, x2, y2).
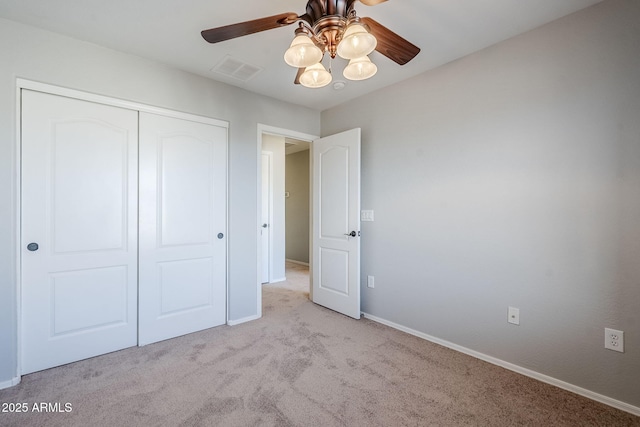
(337, 23, 377, 60)
(284, 35, 323, 68)
(300, 63, 332, 88)
(343, 56, 377, 81)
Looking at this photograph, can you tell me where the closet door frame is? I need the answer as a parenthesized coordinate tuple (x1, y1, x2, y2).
(14, 78, 229, 377)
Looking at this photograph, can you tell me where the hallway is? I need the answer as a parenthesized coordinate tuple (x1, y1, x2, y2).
(263, 261, 310, 314)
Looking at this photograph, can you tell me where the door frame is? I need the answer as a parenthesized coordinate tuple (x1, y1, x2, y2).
(15, 79, 230, 381)
(256, 124, 318, 318)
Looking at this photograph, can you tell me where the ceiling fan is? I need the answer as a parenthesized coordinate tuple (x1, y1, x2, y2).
(201, 0, 420, 88)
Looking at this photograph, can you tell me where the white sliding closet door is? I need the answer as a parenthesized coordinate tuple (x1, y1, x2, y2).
(138, 112, 227, 346)
(21, 90, 139, 374)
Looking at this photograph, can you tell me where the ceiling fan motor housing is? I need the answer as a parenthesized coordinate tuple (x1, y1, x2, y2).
(301, 0, 366, 58)
(303, 0, 359, 23)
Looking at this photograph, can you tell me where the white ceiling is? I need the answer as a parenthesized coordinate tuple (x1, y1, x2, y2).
(0, 0, 602, 111)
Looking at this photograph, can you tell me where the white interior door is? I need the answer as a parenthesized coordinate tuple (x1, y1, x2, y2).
(312, 128, 361, 319)
(261, 151, 272, 283)
(21, 90, 139, 374)
(138, 112, 227, 346)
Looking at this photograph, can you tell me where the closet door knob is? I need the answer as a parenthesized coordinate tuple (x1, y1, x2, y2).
(27, 242, 39, 251)
(217, 233, 224, 239)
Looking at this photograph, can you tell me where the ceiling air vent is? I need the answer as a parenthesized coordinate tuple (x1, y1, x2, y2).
(211, 55, 262, 82)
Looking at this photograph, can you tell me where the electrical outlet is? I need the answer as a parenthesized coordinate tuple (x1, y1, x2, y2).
(367, 275, 375, 289)
(508, 307, 520, 325)
(604, 328, 624, 353)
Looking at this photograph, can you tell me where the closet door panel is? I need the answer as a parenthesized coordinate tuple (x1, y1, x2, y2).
(21, 90, 138, 374)
(139, 112, 227, 345)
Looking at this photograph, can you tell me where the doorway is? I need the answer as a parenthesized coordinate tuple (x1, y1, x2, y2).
(261, 138, 310, 284)
(284, 140, 311, 267)
(256, 125, 318, 317)
(256, 125, 362, 319)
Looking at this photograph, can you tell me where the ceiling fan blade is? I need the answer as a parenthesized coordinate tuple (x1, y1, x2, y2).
(294, 68, 305, 85)
(361, 17, 420, 65)
(359, 0, 388, 5)
(201, 13, 300, 44)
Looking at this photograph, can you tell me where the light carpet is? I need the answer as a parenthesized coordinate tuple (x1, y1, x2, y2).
(1, 262, 638, 426)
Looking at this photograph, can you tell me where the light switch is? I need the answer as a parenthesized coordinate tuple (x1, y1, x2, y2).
(367, 275, 375, 288)
(361, 210, 374, 222)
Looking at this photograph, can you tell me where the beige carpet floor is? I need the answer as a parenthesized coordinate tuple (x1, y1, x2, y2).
(1, 262, 638, 426)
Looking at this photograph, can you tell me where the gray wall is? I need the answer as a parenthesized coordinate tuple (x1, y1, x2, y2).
(262, 134, 286, 282)
(322, 0, 640, 408)
(285, 150, 310, 264)
(0, 18, 319, 386)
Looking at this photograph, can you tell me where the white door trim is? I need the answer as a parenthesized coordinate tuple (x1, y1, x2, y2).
(15, 79, 230, 382)
(256, 124, 318, 319)
(16, 79, 228, 128)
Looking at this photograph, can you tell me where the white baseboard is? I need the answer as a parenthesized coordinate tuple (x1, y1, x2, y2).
(362, 312, 640, 417)
(268, 277, 286, 284)
(227, 314, 261, 326)
(0, 376, 21, 390)
(285, 259, 309, 266)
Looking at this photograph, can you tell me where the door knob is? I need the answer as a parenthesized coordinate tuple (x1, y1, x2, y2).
(217, 233, 224, 239)
(344, 231, 357, 237)
(27, 242, 39, 251)
(262, 223, 268, 228)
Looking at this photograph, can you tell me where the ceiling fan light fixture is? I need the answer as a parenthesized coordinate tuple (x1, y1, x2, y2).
(300, 62, 332, 88)
(201, 1, 421, 89)
(284, 34, 323, 68)
(337, 22, 377, 60)
(343, 56, 378, 81)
